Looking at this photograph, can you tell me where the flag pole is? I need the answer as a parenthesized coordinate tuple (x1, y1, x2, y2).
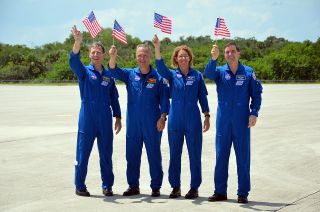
(215, 17, 218, 45)
(153, 11, 157, 40)
(112, 19, 115, 46)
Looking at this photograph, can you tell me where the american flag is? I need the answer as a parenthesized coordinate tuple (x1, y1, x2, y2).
(82, 11, 102, 38)
(154, 12, 172, 34)
(214, 17, 231, 37)
(112, 20, 127, 44)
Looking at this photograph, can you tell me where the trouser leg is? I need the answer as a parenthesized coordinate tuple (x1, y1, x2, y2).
(214, 125, 232, 196)
(233, 127, 251, 197)
(75, 131, 95, 190)
(97, 127, 114, 189)
(185, 128, 203, 189)
(126, 133, 143, 188)
(168, 130, 184, 188)
(144, 132, 163, 189)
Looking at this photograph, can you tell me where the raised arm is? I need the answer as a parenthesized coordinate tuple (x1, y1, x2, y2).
(152, 34, 173, 81)
(152, 34, 162, 60)
(69, 25, 85, 80)
(108, 45, 117, 69)
(204, 45, 220, 81)
(72, 25, 82, 54)
(108, 45, 129, 83)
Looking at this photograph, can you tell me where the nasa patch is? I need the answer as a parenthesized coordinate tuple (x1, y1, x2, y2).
(90, 75, 97, 80)
(134, 76, 141, 81)
(225, 73, 231, 80)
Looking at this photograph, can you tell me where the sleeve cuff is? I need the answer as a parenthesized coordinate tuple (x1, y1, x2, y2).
(250, 110, 259, 117)
(113, 113, 121, 118)
(108, 63, 117, 71)
(70, 50, 80, 57)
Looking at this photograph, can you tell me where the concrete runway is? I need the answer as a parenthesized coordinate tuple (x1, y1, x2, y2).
(0, 84, 319, 212)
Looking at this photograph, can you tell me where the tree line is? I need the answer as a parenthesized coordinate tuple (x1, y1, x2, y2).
(0, 28, 319, 82)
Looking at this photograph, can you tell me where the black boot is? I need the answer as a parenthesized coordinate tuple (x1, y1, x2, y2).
(237, 196, 248, 204)
(123, 187, 140, 196)
(169, 187, 181, 198)
(208, 193, 227, 202)
(102, 188, 114, 196)
(185, 188, 198, 199)
(75, 188, 90, 197)
(151, 188, 160, 197)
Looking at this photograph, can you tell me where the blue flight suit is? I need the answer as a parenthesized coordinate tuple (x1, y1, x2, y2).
(204, 58, 262, 197)
(155, 58, 210, 190)
(69, 51, 121, 191)
(108, 64, 169, 189)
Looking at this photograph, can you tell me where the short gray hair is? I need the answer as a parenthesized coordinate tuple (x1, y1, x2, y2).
(136, 43, 152, 53)
(89, 42, 105, 53)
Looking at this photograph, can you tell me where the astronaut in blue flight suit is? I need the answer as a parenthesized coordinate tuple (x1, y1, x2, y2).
(108, 43, 170, 197)
(69, 26, 122, 197)
(152, 35, 210, 199)
(204, 42, 263, 204)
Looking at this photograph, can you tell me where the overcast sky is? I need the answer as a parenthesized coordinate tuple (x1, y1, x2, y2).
(0, 0, 319, 47)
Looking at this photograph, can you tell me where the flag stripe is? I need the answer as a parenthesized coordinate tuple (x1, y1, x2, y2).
(154, 13, 172, 34)
(82, 11, 102, 38)
(214, 18, 231, 37)
(112, 20, 127, 44)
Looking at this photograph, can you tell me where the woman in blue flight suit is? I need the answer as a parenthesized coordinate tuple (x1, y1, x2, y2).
(152, 35, 210, 199)
(69, 26, 121, 197)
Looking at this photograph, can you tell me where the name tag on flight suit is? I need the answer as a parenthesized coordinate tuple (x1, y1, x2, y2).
(236, 75, 246, 86)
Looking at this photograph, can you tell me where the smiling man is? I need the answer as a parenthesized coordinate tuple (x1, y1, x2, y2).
(108, 43, 169, 197)
(69, 25, 122, 197)
(204, 42, 263, 204)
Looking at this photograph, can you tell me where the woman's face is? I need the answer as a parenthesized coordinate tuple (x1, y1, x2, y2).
(176, 49, 190, 69)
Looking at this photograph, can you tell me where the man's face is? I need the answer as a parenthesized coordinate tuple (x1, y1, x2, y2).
(89, 46, 105, 66)
(136, 47, 151, 68)
(224, 45, 240, 64)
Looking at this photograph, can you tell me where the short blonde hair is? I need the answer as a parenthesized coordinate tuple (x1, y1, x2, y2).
(171, 45, 194, 68)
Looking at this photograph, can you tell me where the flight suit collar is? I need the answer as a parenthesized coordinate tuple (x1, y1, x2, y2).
(88, 63, 106, 75)
(135, 65, 157, 77)
(225, 62, 245, 76)
(176, 67, 195, 77)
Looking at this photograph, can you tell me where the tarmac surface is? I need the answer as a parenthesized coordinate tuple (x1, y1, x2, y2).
(0, 84, 319, 212)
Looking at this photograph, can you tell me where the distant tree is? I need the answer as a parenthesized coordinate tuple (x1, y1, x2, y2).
(0, 32, 319, 81)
